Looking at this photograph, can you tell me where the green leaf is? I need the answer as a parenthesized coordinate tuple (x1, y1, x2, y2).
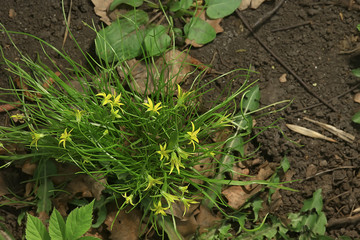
(37, 180, 54, 214)
(226, 135, 244, 157)
(169, 0, 193, 12)
(206, 0, 242, 19)
(288, 212, 304, 232)
(357, 24, 360, 32)
(77, 237, 102, 240)
(352, 68, 360, 78)
(184, 17, 216, 45)
(95, 10, 148, 62)
(65, 200, 95, 239)
(280, 156, 290, 172)
(313, 212, 327, 235)
(301, 189, 323, 215)
(352, 111, 360, 124)
(242, 85, 260, 113)
(251, 198, 263, 222)
(25, 214, 50, 240)
(109, 0, 144, 11)
(49, 208, 66, 240)
(144, 25, 171, 56)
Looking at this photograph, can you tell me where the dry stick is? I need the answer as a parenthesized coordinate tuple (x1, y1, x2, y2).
(235, 10, 337, 112)
(296, 82, 360, 112)
(252, 0, 286, 31)
(300, 166, 358, 182)
(271, 21, 312, 33)
(327, 214, 360, 228)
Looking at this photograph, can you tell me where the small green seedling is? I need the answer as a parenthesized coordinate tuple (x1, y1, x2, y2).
(25, 200, 100, 240)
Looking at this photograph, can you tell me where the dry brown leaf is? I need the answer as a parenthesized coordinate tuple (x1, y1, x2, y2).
(286, 124, 336, 142)
(195, 205, 222, 235)
(354, 93, 360, 103)
(238, 0, 269, 10)
(165, 199, 200, 221)
(21, 161, 37, 175)
(105, 205, 142, 240)
(303, 117, 355, 143)
(176, 214, 199, 239)
(118, 50, 193, 95)
(92, 0, 113, 25)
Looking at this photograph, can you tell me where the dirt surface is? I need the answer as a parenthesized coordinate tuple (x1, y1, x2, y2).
(0, 0, 360, 239)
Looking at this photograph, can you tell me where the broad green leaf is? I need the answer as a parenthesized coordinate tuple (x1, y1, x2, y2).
(95, 10, 148, 62)
(226, 135, 244, 157)
(144, 25, 171, 56)
(352, 68, 360, 77)
(352, 111, 360, 124)
(313, 212, 327, 235)
(251, 198, 263, 222)
(184, 17, 216, 45)
(242, 85, 260, 113)
(65, 200, 94, 239)
(49, 208, 66, 240)
(169, 0, 193, 12)
(206, 0, 242, 19)
(37, 180, 54, 214)
(301, 189, 323, 215)
(25, 214, 50, 240)
(109, 0, 143, 11)
(288, 212, 304, 231)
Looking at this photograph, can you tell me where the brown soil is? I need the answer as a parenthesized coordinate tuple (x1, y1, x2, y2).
(0, 0, 360, 239)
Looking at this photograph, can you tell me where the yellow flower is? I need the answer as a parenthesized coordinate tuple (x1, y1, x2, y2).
(112, 93, 124, 110)
(143, 97, 163, 115)
(176, 84, 192, 108)
(11, 113, 25, 123)
(156, 143, 172, 161)
(180, 196, 198, 216)
(122, 192, 134, 206)
(30, 130, 45, 150)
(187, 122, 200, 151)
(161, 190, 179, 205)
(110, 106, 121, 119)
(151, 201, 168, 216)
(167, 152, 185, 175)
(59, 128, 73, 148)
(74, 109, 85, 123)
(144, 174, 163, 191)
(96, 92, 113, 106)
(178, 185, 189, 195)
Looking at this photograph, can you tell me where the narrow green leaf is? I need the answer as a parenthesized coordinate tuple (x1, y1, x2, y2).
(352, 68, 360, 78)
(301, 189, 323, 215)
(25, 214, 50, 240)
(49, 208, 66, 240)
(144, 25, 171, 56)
(110, 0, 144, 11)
(184, 17, 216, 45)
(65, 200, 95, 239)
(206, 0, 242, 19)
(352, 111, 360, 124)
(95, 10, 148, 62)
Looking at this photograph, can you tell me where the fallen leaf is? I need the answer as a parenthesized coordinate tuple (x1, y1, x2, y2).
(105, 205, 143, 240)
(279, 73, 287, 83)
(117, 50, 193, 94)
(92, 0, 113, 25)
(303, 117, 355, 143)
(176, 214, 199, 239)
(286, 124, 336, 142)
(21, 161, 37, 175)
(354, 93, 360, 103)
(238, 0, 269, 10)
(195, 205, 222, 234)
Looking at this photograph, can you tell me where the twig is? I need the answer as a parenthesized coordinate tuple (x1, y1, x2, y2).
(252, 0, 286, 31)
(235, 9, 337, 112)
(300, 166, 358, 182)
(327, 214, 360, 228)
(271, 21, 312, 33)
(296, 83, 360, 112)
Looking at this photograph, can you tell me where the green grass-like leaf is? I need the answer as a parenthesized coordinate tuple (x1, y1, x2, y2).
(25, 214, 50, 240)
(65, 200, 95, 239)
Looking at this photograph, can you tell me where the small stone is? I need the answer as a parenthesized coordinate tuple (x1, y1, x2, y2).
(9, 9, 16, 18)
(319, 160, 328, 167)
(306, 164, 317, 178)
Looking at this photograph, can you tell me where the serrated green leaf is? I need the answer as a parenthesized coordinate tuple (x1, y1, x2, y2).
(144, 25, 171, 56)
(206, 0, 242, 19)
(49, 208, 66, 240)
(95, 10, 148, 62)
(184, 17, 216, 45)
(169, 0, 193, 12)
(25, 214, 50, 240)
(251, 198, 263, 222)
(242, 85, 260, 113)
(352, 111, 360, 124)
(352, 68, 360, 78)
(65, 200, 94, 239)
(281, 156, 290, 172)
(109, 0, 143, 11)
(301, 189, 323, 215)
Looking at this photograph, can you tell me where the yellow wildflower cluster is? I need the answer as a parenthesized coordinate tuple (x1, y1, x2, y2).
(96, 92, 124, 119)
(142, 97, 163, 115)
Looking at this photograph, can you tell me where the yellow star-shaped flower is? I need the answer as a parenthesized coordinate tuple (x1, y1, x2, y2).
(59, 128, 73, 148)
(143, 97, 163, 115)
(156, 143, 172, 161)
(144, 174, 163, 191)
(187, 122, 200, 151)
(151, 201, 168, 216)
